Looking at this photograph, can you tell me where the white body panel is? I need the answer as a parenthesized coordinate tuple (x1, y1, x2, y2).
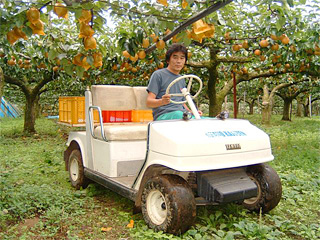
(67, 131, 88, 166)
(67, 132, 146, 178)
(149, 119, 272, 157)
(92, 139, 146, 177)
(132, 119, 274, 191)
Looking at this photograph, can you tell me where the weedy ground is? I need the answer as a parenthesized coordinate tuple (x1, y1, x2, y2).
(0, 115, 319, 240)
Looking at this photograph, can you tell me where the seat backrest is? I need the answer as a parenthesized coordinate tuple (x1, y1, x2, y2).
(91, 85, 151, 110)
(132, 87, 151, 110)
(91, 85, 136, 110)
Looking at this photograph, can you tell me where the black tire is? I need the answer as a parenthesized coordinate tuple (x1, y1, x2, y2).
(68, 149, 89, 190)
(141, 174, 196, 235)
(243, 163, 282, 213)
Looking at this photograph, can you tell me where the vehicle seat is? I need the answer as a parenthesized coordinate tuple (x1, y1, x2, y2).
(90, 85, 151, 141)
(94, 123, 149, 141)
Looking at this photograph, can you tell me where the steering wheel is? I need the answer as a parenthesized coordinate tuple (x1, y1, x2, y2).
(165, 74, 203, 104)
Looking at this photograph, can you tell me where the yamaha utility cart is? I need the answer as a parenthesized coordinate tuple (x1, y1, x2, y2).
(64, 75, 282, 234)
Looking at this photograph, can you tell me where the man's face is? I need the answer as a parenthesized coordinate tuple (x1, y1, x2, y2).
(167, 51, 186, 74)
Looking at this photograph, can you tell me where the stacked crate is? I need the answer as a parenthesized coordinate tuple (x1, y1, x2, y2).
(59, 86, 153, 125)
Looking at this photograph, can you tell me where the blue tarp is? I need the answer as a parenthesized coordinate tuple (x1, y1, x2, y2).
(0, 96, 21, 118)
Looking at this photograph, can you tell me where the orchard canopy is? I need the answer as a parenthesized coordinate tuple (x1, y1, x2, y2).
(0, 0, 319, 132)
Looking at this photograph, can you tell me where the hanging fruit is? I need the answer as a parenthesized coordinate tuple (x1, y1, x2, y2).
(157, 0, 168, 7)
(142, 38, 150, 48)
(138, 50, 146, 59)
(193, 20, 211, 34)
(123, 51, 130, 59)
(79, 22, 94, 38)
(84, 36, 97, 50)
(78, 9, 92, 24)
(29, 20, 45, 35)
(204, 24, 215, 38)
(129, 53, 138, 62)
(73, 53, 91, 70)
(26, 7, 40, 24)
(7, 30, 19, 45)
(182, 0, 188, 9)
(54, 2, 68, 19)
(156, 39, 166, 50)
(93, 52, 103, 68)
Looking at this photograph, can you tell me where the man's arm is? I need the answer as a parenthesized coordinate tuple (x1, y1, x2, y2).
(146, 92, 171, 108)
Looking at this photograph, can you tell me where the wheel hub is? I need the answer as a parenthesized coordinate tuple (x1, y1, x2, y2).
(70, 158, 79, 182)
(146, 190, 167, 225)
(243, 176, 261, 205)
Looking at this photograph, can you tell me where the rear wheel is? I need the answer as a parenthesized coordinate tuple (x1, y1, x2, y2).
(68, 149, 89, 190)
(243, 163, 282, 213)
(141, 174, 196, 234)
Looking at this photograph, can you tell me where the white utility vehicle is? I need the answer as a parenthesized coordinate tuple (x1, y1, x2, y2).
(64, 75, 282, 234)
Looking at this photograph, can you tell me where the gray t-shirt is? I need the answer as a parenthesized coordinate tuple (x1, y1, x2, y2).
(147, 68, 186, 120)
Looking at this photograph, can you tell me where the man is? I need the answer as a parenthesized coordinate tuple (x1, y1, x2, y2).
(146, 43, 201, 120)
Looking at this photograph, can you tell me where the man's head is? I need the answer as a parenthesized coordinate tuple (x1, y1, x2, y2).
(165, 43, 188, 63)
(165, 43, 188, 74)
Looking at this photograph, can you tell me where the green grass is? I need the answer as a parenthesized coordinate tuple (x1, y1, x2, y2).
(0, 115, 319, 239)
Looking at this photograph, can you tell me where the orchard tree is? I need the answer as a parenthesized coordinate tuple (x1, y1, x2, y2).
(276, 80, 315, 120)
(0, 0, 114, 132)
(102, 0, 319, 120)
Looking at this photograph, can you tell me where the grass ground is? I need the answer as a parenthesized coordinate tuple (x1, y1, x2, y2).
(0, 115, 319, 239)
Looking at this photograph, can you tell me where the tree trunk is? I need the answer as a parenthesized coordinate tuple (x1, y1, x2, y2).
(303, 104, 309, 117)
(207, 49, 221, 117)
(261, 85, 272, 125)
(282, 98, 292, 121)
(24, 94, 37, 133)
(35, 95, 41, 118)
(296, 100, 303, 117)
(248, 100, 254, 115)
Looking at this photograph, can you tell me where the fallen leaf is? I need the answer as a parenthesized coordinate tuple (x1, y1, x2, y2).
(101, 227, 112, 232)
(127, 219, 134, 228)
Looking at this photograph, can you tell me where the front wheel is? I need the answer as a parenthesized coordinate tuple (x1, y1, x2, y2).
(141, 174, 196, 234)
(243, 163, 282, 213)
(68, 149, 89, 190)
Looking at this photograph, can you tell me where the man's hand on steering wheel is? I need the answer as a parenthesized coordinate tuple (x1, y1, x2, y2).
(161, 94, 171, 105)
(166, 75, 203, 104)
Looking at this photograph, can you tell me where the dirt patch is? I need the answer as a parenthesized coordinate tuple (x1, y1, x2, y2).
(20, 217, 40, 229)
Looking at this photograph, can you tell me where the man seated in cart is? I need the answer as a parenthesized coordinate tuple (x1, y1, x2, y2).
(146, 43, 203, 120)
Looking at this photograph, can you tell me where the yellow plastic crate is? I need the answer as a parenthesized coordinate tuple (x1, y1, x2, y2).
(59, 96, 98, 125)
(131, 110, 153, 122)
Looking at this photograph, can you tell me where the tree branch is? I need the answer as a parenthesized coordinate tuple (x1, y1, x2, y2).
(4, 75, 30, 97)
(217, 55, 251, 63)
(187, 60, 211, 68)
(145, 0, 234, 53)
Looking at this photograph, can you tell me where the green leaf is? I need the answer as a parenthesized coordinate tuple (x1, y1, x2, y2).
(287, 0, 294, 7)
(137, 29, 143, 44)
(86, 56, 93, 65)
(218, 14, 226, 25)
(76, 66, 85, 78)
(74, 9, 82, 19)
(64, 65, 73, 76)
(48, 49, 59, 60)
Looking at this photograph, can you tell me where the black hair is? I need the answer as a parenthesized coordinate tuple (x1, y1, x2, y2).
(165, 43, 188, 63)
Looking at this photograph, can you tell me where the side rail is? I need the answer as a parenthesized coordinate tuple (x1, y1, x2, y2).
(88, 106, 108, 142)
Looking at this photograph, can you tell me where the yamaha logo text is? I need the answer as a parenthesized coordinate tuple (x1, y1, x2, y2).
(225, 143, 241, 150)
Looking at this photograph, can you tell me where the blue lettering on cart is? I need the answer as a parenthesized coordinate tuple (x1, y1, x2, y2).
(205, 131, 246, 138)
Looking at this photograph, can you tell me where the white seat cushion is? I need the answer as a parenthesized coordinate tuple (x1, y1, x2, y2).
(94, 123, 149, 141)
